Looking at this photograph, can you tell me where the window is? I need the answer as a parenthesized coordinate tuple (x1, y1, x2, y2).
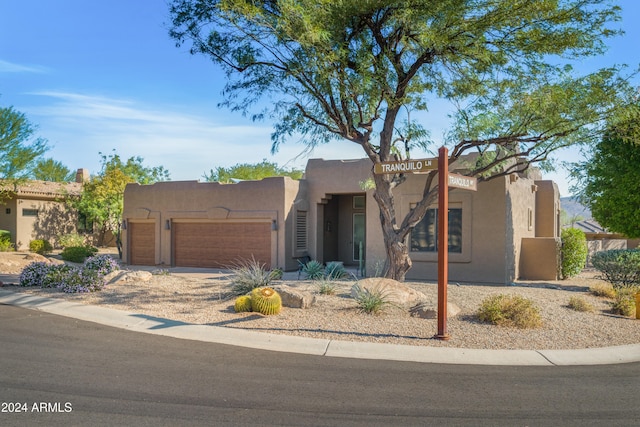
(295, 210, 307, 251)
(77, 212, 94, 234)
(22, 209, 38, 217)
(353, 195, 365, 209)
(411, 208, 462, 253)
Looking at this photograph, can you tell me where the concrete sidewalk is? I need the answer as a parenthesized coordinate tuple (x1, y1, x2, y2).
(2, 289, 639, 366)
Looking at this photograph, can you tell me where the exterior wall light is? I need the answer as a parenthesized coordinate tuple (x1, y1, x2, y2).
(271, 219, 278, 231)
(122, 220, 127, 230)
(165, 220, 171, 230)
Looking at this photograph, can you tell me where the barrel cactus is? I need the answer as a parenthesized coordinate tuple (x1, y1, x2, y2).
(234, 295, 253, 313)
(251, 287, 282, 315)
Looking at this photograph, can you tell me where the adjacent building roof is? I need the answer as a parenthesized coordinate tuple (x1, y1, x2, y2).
(0, 180, 82, 199)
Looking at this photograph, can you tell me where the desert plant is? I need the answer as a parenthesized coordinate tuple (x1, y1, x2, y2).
(57, 232, 85, 248)
(589, 283, 616, 299)
(41, 264, 75, 288)
(610, 287, 638, 317)
(301, 260, 325, 280)
(250, 287, 282, 315)
(560, 228, 588, 279)
(234, 295, 253, 313)
(269, 268, 283, 280)
(230, 258, 274, 295)
(29, 239, 53, 255)
(591, 249, 640, 290)
(0, 231, 13, 252)
(325, 261, 348, 280)
(60, 245, 98, 263)
(567, 296, 595, 313)
(317, 279, 337, 295)
(352, 283, 391, 315)
(19, 262, 51, 287)
(477, 294, 543, 329)
(56, 267, 106, 293)
(84, 254, 120, 276)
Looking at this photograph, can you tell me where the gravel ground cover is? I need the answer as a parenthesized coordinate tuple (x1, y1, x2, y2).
(2, 251, 638, 350)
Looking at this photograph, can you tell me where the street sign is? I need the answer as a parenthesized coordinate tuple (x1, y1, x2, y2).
(374, 158, 437, 174)
(448, 173, 477, 191)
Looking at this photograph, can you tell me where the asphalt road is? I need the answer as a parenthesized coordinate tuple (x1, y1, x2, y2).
(1, 305, 639, 427)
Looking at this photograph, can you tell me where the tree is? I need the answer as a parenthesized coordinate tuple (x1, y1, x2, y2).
(32, 158, 75, 182)
(203, 159, 303, 182)
(577, 104, 640, 238)
(169, 0, 630, 280)
(0, 105, 48, 199)
(72, 152, 170, 257)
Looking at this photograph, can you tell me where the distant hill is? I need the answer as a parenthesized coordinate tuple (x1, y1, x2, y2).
(560, 197, 592, 220)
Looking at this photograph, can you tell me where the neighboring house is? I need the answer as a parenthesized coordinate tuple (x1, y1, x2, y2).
(122, 157, 561, 284)
(0, 169, 103, 250)
(570, 219, 640, 266)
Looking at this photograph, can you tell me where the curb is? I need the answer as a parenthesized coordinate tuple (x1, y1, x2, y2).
(2, 290, 639, 366)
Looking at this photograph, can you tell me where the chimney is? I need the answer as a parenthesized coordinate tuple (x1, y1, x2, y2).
(75, 168, 90, 183)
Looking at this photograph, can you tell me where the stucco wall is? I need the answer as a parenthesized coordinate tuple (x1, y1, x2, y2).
(13, 198, 77, 250)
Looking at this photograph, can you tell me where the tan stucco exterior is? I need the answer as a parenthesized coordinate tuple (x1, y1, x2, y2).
(122, 157, 561, 284)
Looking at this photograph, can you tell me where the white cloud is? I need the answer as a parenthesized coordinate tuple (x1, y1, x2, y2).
(0, 59, 47, 73)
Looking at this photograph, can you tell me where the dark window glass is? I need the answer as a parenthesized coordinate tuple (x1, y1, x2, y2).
(411, 208, 462, 253)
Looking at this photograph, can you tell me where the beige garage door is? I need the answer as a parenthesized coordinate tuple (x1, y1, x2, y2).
(173, 222, 271, 268)
(129, 222, 155, 265)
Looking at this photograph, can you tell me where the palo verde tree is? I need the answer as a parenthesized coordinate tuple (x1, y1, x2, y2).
(203, 159, 303, 182)
(169, 0, 632, 280)
(72, 152, 170, 257)
(32, 158, 75, 182)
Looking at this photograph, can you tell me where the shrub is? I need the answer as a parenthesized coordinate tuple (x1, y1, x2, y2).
(301, 260, 325, 280)
(317, 279, 337, 295)
(230, 258, 274, 295)
(560, 228, 588, 279)
(325, 261, 348, 280)
(56, 267, 106, 293)
(84, 254, 120, 276)
(0, 230, 13, 252)
(591, 249, 640, 290)
(19, 262, 51, 287)
(60, 245, 98, 263)
(352, 283, 392, 315)
(58, 232, 85, 248)
(567, 296, 595, 313)
(610, 287, 637, 317)
(29, 239, 53, 255)
(589, 283, 616, 299)
(477, 294, 543, 329)
(41, 264, 76, 288)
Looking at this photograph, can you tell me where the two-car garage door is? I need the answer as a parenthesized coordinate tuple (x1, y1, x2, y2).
(173, 222, 271, 269)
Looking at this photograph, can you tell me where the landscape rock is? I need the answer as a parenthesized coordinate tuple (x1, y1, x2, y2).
(275, 284, 316, 309)
(409, 302, 461, 319)
(104, 270, 153, 285)
(351, 278, 428, 307)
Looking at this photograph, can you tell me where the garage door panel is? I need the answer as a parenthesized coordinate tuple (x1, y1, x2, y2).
(129, 223, 155, 265)
(173, 222, 271, 268)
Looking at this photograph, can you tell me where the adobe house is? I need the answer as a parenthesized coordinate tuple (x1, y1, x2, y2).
(0, 169, 107, 250)
(122, 157, 561, 284)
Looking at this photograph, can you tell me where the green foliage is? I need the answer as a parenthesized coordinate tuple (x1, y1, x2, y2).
(567, 296, 595, 313)
(203, 159, 303, 182)
(60, 245, 98, 263)
(477, 294, 543, 329)
(589, 282, 616, 299)
(29, 239, 53, 255)
(591, 249, 640, 289)
(234, 295, 253, 313)
(0, 230, 13, 251)
(577, 107, 640, 237)
(57, 232, 85, 248)
(610, 287, 637, 317)
(169, 0, 629, 281)
(250, 287, 282, 315)
(317, 279, 337, 295)
(269, 268, 283, 280)
(19, 262, 50, 287)
(230, 258, 275, 295)
(324, 261, 348, 280)
(32, 158, 75, 182)
(352, 284, 391, 315)
(41, 264, 74, 288)
(300, 260, 325, 280)
(560, 228, 588, 279)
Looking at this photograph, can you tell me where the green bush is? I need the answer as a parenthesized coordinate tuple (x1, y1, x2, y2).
(58, 232, 85, 248)
(477, 294, 543, 329)
(0, 230, 13, 252)
(301, 260, 325, 280)
(560, 228, 588, 279)
(29, 239, 53, 255)
(591, 249, 640, 290)
(60, 245, 98, 263)
(325, 261, 348, 280)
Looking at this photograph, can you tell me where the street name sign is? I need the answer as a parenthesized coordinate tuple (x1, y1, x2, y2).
(448, 173, 477, 191)
(374, 158, 437, 174)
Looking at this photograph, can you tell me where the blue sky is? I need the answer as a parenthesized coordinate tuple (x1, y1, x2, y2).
(1, 0, 638, 195)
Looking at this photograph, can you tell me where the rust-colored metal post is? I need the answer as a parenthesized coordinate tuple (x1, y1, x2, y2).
(435, 146, 450, 340)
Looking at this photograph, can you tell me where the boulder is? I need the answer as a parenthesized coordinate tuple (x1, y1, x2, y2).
(351, 278, 428, 307)
(104, 270, 153, 285)
(409, 302, 461, 319)
(275, 284, 316, 309)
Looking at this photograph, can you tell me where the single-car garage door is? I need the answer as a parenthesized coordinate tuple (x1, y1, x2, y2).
(129, 222, 155, 265)
(173, 222, 271, 268)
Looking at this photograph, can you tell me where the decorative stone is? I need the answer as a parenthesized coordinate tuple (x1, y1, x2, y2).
(275, 284, 316, 309)
(409, 302, 461, 319)
(104, 270, 153, 284)
(351, 278, 428, 307)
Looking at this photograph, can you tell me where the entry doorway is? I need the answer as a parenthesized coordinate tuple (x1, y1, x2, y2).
(322, 194, 366, 266)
